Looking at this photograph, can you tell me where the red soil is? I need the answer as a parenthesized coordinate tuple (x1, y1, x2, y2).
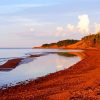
(0, 58, 22, 71)
(0, 49, 100, 100)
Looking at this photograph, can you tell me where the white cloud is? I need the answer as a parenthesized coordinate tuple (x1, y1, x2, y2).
(56, 26, 64, 32)
(15, 4, 52, 8)
(0, 4, 52, 8)
(54, 14, 90, 36)
(30, 28, 35, 32)
(0, 3, 56, 15)
(95, 23, 100, 33)
(77, 14, 90, 34)
(55, 26, 66, 37)
(67, 24, 74, 32)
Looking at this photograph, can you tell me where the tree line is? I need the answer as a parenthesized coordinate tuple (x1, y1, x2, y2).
(82, 32, 100, 46)
(42, 39, 79, 47)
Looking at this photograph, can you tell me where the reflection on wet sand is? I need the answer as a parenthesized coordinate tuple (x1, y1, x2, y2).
(0, 52, 84, 72)
(55, 52, 85, 71)
(0, 50, 82, 88)
(67, 51, 86, 59)
(0, 54, 47, 72)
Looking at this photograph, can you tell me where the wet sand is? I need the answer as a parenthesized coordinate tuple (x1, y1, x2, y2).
(0, 49, 100, 100)
(0, 58, 23, 71)
(0, 54, 46, 71)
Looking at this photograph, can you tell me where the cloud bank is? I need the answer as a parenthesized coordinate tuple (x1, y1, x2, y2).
(55, 14, 100, 37)
(77, 15, 90, 33)
(95, 23, 100, 33)
(67, 24, 74, 32)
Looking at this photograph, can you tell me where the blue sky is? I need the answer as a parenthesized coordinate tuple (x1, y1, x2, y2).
(0, 0, 100, 47)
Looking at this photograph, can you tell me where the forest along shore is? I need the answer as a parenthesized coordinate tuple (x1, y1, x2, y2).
(0, 48, 100, 99)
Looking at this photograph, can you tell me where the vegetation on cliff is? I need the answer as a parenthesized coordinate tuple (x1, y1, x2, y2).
(39, 32, 100, 49)
(42, 39, 79, 48)
(67, 32, 100, 49)
(82, 32, 100, 47)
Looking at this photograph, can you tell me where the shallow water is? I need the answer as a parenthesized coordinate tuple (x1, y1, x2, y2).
(0, 49, 82, 87)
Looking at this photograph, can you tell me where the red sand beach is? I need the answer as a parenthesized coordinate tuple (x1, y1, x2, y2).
(0, 49, 100, 100)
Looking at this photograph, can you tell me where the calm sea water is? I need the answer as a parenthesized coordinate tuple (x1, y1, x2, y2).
(0, 49, 82, 87)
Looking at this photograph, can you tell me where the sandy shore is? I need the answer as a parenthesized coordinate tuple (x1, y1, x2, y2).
(0, 49, 100, 100)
